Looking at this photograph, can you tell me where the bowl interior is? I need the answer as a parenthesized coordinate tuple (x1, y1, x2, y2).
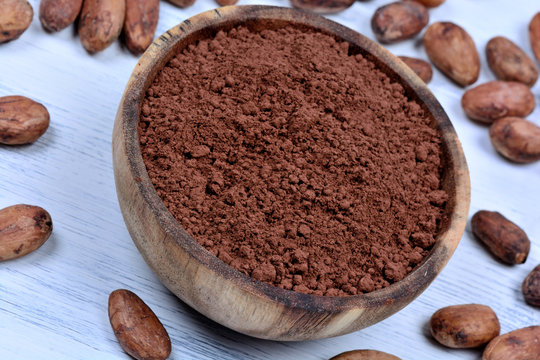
(116, 4, 470, 336)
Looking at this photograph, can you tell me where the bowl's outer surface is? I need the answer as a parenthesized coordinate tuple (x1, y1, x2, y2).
(112, 5, 470, 341)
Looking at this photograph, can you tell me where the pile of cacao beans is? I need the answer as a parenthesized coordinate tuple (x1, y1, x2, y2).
(0, 0, 237, 54)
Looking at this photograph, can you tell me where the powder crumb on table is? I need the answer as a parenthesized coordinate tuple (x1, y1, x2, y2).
(139, 26, 448, 296)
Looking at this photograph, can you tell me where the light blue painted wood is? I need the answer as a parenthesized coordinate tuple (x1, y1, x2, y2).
(0, 0, 539, 359)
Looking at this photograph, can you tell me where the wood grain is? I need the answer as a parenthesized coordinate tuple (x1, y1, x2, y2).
(113, 5, 469, 341)
(0, 0, 539, 359)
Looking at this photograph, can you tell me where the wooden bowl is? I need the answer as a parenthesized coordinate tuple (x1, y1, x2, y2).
(113, 5, 470, 341)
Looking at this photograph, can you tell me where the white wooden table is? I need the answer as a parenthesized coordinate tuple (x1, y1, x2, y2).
(1, 0, 539, 358)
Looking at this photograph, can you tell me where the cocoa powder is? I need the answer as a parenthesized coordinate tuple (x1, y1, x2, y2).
(139, 26, 448, 296)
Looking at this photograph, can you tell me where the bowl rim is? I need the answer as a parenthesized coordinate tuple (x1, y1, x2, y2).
(116, 5, 470, 313)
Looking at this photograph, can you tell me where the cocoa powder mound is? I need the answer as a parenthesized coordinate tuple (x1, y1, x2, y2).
(139, 26, 448, 296)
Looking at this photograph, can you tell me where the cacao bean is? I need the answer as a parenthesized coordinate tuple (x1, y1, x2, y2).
(430, 304, 500, 348)
(166, 0, 196, 8)
(398, 56, 433, 83)
(522, 264, 540, 307)
(490, 117, 540, 163)
(471, 210, 530, 264)
(330, 349, 401, 360)
(483, 326, 540, 360)
(290, 0, 355, 15)
(371, 1, 428, 44)
(78, 0, 125, 53)
(109, 289, 171, 360)
(0, 204, 52, 261)
(529, 13, 540, 64)
(486, 36, 538, 87)
(0, 0, 33, 43)
(423, 22, 480, 86)
(39, 0, 83, 32)
(0, 95, 50, 145)
(461, 81, 535, 123)
(124, 0, 159, 55)
(411, 0, 444, 7)
(216, 0, 238, 5)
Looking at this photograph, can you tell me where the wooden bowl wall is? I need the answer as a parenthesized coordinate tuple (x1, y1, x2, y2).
(112, 5, 470, 341)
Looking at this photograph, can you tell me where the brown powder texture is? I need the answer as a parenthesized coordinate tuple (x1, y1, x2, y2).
(139, 26, 448, 296)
